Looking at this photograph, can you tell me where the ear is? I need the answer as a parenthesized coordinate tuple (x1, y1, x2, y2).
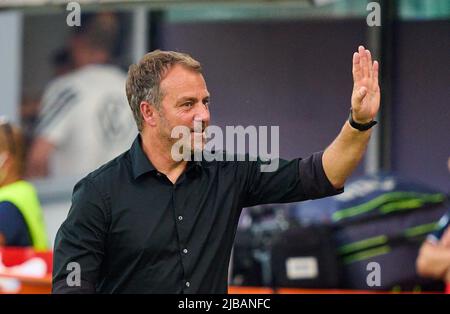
(140, 101, 158, 127)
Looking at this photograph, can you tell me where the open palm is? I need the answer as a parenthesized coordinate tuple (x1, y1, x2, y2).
(351, 46, 381, 123)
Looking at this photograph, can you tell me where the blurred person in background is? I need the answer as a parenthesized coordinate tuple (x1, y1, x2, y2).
(416, 157, 450, 293)
(0, 118, 48, 250)
(27, 12, 136, 179)
(50, 47, 74, 78)
(20, 49, 73, 147)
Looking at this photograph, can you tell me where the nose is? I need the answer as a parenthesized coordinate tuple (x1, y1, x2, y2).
(193, 103, 210, 126)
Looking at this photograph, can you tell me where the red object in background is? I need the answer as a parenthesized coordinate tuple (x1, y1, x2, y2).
(0, 247, 53, 275)
(0, 247, 53, 294)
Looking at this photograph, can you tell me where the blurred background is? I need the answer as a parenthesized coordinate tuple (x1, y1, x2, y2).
(0, 0, 449, 293)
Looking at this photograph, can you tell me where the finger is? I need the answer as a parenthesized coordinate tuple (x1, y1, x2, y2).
(372, 60, 379, 92)
(366, 50, 373, 79)
(352, 52, 362, 83)
(359, 47, 369, 79)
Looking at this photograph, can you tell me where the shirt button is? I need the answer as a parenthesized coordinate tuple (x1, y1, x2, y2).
(178, 215, 183, 221)
(185, 281, 190, 287)
(183, 248, 188, 254)
(156, 172, 162, 176)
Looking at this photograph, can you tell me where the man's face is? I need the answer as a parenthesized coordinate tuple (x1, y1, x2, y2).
(156, 64, 211, 151)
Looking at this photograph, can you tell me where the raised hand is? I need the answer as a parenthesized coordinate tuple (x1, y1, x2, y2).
(351, 45, 381, 124)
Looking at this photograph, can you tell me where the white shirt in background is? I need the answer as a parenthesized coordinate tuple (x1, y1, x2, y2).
(35, 64, 137, 179)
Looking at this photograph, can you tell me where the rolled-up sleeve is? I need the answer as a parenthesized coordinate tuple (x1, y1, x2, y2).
(297, 151, 344, 199)
(52, 178, 109, 294)
(240, 151, 344, 207)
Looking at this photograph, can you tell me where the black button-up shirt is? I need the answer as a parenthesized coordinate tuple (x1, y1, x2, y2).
(52, 135, 343, 294)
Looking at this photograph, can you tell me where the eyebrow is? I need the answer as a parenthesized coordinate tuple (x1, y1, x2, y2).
(176, 96, 210, 105)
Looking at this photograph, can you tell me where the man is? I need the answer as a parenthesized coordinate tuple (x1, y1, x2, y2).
(416, 159, 450, 293)
(52, 46, 380, 293)
(27, 13, 136, 179)
(0, 119, 48, 250)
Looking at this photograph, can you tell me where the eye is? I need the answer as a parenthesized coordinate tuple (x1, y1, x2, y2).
(183, 101, 194, 108)
(203, 99, 210, 107)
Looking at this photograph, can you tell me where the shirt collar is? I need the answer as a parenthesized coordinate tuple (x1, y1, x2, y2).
(130, 135, 203, 180)
(130, 135, 156, 179)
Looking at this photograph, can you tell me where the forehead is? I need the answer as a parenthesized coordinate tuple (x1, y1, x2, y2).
(160, 64, 208, 100)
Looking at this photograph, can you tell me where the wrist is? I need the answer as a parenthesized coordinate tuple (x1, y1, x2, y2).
(353, 117, 373, 124)
(348, 108, 377, 131)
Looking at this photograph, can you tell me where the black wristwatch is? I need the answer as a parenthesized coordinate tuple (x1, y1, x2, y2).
(348, 109, 378, 131)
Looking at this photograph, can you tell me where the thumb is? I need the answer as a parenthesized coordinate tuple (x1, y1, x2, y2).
(356, 87, 367, 99)
(352, 86, 367, 106)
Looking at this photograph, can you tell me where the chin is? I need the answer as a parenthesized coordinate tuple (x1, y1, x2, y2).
(191, 142, 206, 154)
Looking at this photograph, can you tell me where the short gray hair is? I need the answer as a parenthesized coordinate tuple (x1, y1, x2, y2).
(125, 50, 202, 131)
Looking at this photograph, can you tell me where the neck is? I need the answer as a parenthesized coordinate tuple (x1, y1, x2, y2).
(140, 131, 187, 183)
(0, 173, 20, 188)
(77, 60, 104, 68)
(75, 54, 108, 69)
